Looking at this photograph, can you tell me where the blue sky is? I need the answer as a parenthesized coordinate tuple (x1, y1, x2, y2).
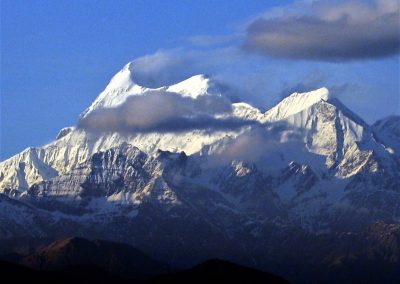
(1, 0, 399, 160)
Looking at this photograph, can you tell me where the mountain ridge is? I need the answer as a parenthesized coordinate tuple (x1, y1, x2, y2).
(0, 62, 399, 283)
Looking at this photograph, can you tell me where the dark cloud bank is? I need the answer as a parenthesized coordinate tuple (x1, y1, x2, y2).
(78, 91, 260, 134)
(244, 0, 400, 61)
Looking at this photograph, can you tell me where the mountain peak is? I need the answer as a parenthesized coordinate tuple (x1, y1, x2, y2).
(288, 87, 330, 102)
(373, 115, 400, 131)
(166, 74, 217, 98)
(264, 87, 330, 121)
(81, 65, 217, 118)
(373, 115, 400, 155)
(80, 62, 147, 118)
(104, 62, 137, 91)
(20, 236, 167, 277)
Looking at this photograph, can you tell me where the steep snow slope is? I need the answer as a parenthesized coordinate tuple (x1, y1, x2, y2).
(263, 87, 330, 121)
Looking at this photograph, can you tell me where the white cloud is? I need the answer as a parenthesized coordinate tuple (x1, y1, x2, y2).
(78, 91, 259, 133)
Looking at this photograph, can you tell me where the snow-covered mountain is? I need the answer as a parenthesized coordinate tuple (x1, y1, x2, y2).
(0, 64, 258, 192)
(0, 62, 399, 276)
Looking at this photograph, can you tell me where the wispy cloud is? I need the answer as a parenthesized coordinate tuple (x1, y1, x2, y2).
(129, 47, 244, 88)
(279, 71, 325, 98)
(205, 123, 312, 166)
(186, 34, 242, 47)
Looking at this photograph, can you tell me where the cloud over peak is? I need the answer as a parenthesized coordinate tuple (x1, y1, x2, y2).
(78, 91, 259, 134)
